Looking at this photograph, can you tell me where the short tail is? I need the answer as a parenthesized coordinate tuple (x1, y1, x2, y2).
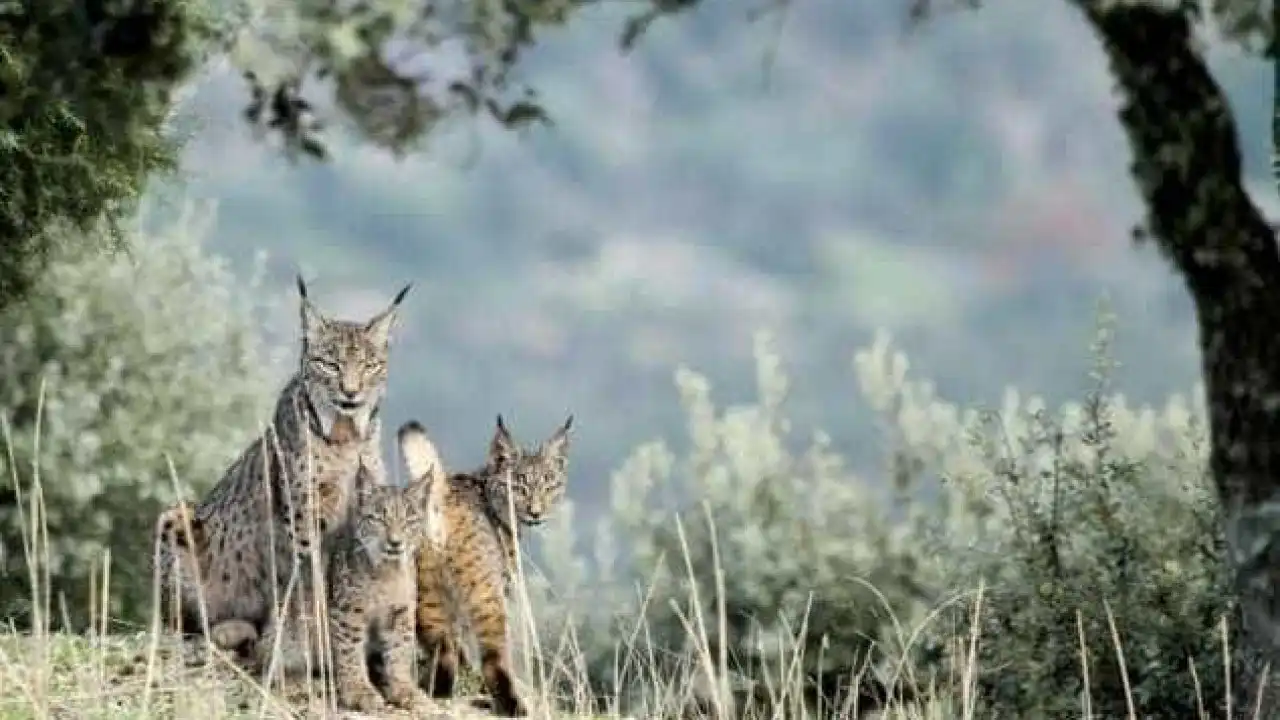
(398, 420, 445, 482)
(398, 420, 449, 547)
(155, 501, 201, 547)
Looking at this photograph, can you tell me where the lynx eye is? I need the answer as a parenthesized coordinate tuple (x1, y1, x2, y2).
(310, 359, 339, 375)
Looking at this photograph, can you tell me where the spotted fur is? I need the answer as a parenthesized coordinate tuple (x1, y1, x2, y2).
(151, 501, 259, 652)
(151, 276, 410, 675)
(413, 414, 572, 717)
(328, 447, 445, 714)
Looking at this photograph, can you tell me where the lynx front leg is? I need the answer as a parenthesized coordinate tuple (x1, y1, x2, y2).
(381, 606, 429, 710)
(330, 606, 386, 713)
(415, 561, 459, 698)
(360, 442, 388, 487)
(253, 589, 325, 679)
(276, 449, 326, 562)
(461, 573, 526, 717)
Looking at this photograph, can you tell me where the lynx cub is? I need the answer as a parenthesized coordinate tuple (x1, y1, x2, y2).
(328, 423, 446, 713)
(415, 414, 572, 717)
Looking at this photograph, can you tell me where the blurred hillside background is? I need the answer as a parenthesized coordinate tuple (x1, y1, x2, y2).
(153, 0, 1272, 507)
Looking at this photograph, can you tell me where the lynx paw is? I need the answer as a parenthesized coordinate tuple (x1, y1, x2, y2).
(337, 684, 388, 714)
(384, 683, 430, 711)
(210, 619, 258, 653)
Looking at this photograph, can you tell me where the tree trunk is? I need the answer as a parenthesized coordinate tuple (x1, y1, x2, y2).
(1070, 1, 1280, 716)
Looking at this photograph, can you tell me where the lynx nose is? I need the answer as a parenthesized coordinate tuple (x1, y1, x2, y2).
(336, 388, 362, 410)
(385, 537, 405, 555)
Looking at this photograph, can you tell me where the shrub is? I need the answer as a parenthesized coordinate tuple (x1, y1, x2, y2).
(527, 331, 960, 716)
(528, 306, 1232, 718)
(915, 311, 1230, 718)
(0, 202, 282, 630)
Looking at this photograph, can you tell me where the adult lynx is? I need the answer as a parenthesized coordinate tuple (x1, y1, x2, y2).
(152, 277, 410, 673)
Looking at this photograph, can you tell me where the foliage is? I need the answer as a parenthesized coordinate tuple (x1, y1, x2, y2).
(0, 203, 280, 630)
(528, 308, 1234, 717)
(223, 0, 1280, 163)
(1066, 0, 1280, 709)
(230, 0, 556, 160)
(907, 0, 1273, 52)
(527, 330, 969, 715)
(916, 309, 1231, 717)
(0, 0, 228, 313)
(224, 0, 774, 161)
(2, 0, 729, 168)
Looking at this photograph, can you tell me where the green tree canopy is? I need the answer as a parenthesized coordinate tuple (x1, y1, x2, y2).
(211, 0, 1280, 164)
(221, 0, 725, 160)
(0, 0, 227, 313)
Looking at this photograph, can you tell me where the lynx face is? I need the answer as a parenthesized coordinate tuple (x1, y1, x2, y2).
(296, 276, 410, 441)
(484, 414, 572, 527)
(350, 465, 437, 567)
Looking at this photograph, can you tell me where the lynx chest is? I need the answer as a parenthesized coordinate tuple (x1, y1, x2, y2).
(307, 415, 373, 536)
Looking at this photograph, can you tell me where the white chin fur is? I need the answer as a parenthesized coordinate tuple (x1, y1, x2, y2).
(310, 390, 374, 441)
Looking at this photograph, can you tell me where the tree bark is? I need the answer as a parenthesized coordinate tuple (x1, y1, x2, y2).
(1070, 1, 1280, 716)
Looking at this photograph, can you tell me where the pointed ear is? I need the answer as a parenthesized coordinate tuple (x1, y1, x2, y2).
(410, 459, 448, 547)
(489, 414, 516, 466)
(365, 283, 411, 346)
(297, 274, 326, 342)
(408, 462, 441, 510)
(544, 414, 572, 456)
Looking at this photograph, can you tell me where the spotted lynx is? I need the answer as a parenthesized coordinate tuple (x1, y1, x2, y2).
(328, 426, 446, 713)
(151, 501, 257, 652)
(152, 276, 410, 673)
(414, 414, 572, 717)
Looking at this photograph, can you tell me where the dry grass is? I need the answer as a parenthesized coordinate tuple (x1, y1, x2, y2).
(0, 383, 965, 720)
(0, 599, 962, 720)
(0, 382, 1258, 720)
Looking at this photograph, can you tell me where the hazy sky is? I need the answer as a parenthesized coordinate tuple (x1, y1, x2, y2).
(155, 0, 1277, 511)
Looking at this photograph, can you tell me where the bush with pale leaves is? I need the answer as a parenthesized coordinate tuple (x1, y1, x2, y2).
(528, 309, 1228, 717)
(0, 204, 281, 629)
